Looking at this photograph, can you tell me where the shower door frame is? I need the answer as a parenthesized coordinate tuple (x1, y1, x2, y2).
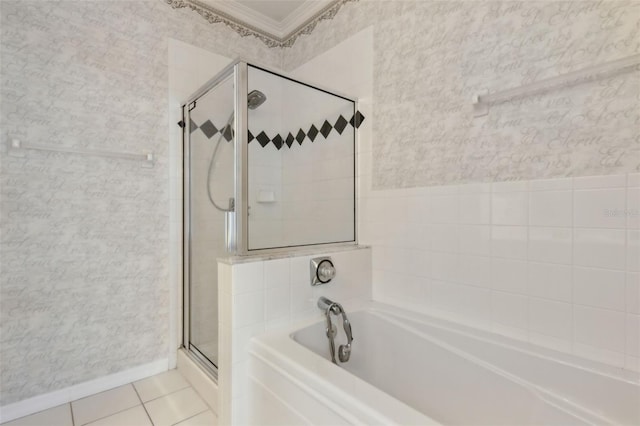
(181, 61, 244, 378)
(239, 63, 359, 254)
(181, 59, 359, 376)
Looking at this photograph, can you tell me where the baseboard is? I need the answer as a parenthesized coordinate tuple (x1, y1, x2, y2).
(0, 358, 169, 423)
(177, 349, 218, 414)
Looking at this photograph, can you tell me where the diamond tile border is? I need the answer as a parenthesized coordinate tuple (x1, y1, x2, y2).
(190, 111, 365, 150)
(165, 0, 358, 49)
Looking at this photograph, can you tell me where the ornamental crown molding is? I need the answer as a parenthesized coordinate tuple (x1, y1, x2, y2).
(166, 0, 357, 48)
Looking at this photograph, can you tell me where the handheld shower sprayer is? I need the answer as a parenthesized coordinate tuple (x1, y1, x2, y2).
(206, 90, 267, 213)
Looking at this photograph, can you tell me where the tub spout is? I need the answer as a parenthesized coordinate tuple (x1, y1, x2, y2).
(317, 297, 353, 364)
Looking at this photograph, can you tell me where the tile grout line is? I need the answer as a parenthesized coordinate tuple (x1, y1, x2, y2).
(132, 383, 155, 426)
(140, 383, 192, 405)
(623, 182, 629, 359)
(78, 404, 142, 426)
(570, 178, 576, 356)
(75, 385, 141, 426)
(526, 187, 531, 344)
(169, 408, 210, 426)
(69, 402, 75, 426)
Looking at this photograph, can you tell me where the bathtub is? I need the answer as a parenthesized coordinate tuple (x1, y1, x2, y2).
(247, 303, 639, 425)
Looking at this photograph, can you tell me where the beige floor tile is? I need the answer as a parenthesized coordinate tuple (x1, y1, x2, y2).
(84, 406, 151, 426)
(133, 369, 189, 402)
(71, 385, 140, 425)
(2, 404, 72, 426)
(144, 387, 207, 426)
(175, 410, 217, 426)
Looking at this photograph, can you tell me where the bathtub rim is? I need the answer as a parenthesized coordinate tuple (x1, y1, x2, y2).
(249, 326, 439, 425)
(251, 301, 639, 425)
(286, 301, 638, 385)
(366, 303, 639, 386)
(288, 306, 628, 425)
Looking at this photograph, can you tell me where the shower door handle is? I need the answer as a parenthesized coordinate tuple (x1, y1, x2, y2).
(225, 211, 236, 252)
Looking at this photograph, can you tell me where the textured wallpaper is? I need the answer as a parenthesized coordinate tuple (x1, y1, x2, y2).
(0, 0, 279, 405)
(284, 1, 640, 190)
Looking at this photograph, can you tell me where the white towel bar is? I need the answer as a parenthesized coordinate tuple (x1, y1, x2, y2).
(473, 54, 640, 117)
(8, 139, 155, 167)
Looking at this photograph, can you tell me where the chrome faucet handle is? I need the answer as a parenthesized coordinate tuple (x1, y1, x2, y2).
(311, 257, 336, 286)
(318, 261, 336, 282)
(338, 343, 351, 362)
(317, 297, 353, 364)
(337, 311, 353, 362)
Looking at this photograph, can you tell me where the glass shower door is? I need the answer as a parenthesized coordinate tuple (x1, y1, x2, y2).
(184, 74, 235, 372)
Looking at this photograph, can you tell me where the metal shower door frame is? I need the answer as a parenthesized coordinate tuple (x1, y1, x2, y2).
(185, 58, 358, 256)
(239, 62, 359, 254)
(181, 59, 359, 376)
(181, 62, 245, 378)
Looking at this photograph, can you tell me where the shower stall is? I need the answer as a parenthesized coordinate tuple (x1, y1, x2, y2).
(181, 60, 359, 374)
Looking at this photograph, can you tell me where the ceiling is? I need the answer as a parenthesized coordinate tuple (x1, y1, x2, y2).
(235, 1, 307, 22)
(198, 0, 334, 40)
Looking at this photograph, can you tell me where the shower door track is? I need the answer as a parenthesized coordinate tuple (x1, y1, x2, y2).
(186, 343, 219, 380)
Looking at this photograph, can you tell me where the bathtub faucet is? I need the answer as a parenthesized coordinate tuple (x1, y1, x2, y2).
(317, 297, 353, 364)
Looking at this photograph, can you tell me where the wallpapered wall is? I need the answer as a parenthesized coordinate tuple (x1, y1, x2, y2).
(2, 0, 638, 408)
(0, 0, 279, 406)
(284, 1, 640, 189)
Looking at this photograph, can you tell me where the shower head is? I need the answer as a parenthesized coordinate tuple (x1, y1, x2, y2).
(248, 90, 267, 110)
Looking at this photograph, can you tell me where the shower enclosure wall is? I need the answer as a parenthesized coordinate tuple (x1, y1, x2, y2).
(181, 61, 358, 374)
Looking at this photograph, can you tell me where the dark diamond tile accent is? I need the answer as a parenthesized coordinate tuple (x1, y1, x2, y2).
(247, 110, 365, 149)
(199, 120, 217, 138)
(350, 111, 365, 128)
(272, 134, 284, 150)
(285, 133, 294, 148)
(248, 130, 254, 143)
(189, 118, 198, 134)
(307, 124, 318, 142)
(334, 115, 348, 134)
(320, 120, 332, 138)
(256, 131, 270, 147)
(222, 125, 233, 142)
(296, 129, 306, 145)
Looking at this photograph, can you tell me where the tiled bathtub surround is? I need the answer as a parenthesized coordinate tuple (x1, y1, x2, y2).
(280, 0, 640, 373)
(359, 173, 640, 371)
(217, 247, 371, 425)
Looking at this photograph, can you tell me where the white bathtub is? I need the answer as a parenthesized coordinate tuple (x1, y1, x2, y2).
(247, 303, 639, 425)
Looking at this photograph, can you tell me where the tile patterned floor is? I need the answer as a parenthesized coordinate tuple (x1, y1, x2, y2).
(3, 370, 216, 426)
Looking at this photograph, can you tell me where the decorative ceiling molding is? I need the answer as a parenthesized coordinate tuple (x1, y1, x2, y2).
(165, 0, 357, 48)
(201, 1, 326, 39)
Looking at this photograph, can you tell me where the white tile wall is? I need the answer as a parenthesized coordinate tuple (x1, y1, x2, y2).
(279, 0, 639, 375)
(574, 189, 627, 228)
(528, 297, 572, 340)
(526, 263, 572, 303)
(218, 247, 371, 425)
(627, 273, 640, 314)
(246, 65, 357, 250)
(574, 228, 626, 270)
(362, 172, 640, 371)
(528, 227, 573, 265)
(530, 190, 572, 227)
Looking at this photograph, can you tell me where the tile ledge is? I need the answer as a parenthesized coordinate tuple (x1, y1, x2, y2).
(218, 244, 370, 264)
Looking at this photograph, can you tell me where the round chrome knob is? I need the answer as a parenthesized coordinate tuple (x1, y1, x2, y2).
(317, 259, 336, 283)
